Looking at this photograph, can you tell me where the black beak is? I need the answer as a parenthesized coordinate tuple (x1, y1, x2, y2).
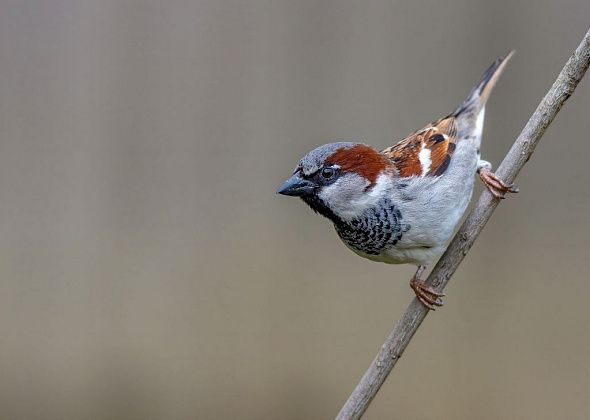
(277, 174, 315, 196)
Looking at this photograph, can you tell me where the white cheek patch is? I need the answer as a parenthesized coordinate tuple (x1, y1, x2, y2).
(318, 173, 394, 222)
(418, 145, 431, 175)
(318, 181, 355, 220)
(318, 174, 371, 221)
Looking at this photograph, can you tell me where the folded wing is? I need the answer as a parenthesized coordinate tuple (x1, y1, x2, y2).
(381, 116, 458, 177)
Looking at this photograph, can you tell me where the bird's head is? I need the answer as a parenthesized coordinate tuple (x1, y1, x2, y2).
(277, 142, 394, 223)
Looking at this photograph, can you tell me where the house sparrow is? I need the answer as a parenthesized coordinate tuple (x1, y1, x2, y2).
(277, 52, 516, 309)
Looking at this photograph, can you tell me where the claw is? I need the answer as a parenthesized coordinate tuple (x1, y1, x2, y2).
(410, 277, 444, 310)
(479, 169, 518, 199)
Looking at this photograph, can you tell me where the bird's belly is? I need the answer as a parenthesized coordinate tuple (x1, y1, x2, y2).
(344, 241, 445, 265)
(388, 142, 479, 264)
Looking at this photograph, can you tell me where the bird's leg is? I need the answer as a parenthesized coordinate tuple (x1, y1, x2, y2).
(477, 160, 519, 199)
(410, 265, 444, 310)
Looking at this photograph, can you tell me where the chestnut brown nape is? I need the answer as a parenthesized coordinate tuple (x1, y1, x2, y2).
(326, 144, 391, 185)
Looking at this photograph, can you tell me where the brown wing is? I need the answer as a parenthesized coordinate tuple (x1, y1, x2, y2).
(381, 115, 458, 177)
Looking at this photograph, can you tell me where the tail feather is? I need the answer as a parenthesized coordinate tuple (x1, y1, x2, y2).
(455, 50, 514, 116)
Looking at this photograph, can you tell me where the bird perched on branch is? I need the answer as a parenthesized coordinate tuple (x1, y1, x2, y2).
(277, 52, 516, 309)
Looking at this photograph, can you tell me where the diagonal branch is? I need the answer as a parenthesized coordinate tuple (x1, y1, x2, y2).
(337, 27, 590, 420)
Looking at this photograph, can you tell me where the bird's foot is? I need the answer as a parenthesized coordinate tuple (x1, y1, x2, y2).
(479, 168, 519, 199)
(410, 276, 444, 310)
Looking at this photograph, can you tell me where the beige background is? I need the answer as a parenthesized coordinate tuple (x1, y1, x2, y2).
(1, 1, 589, 419)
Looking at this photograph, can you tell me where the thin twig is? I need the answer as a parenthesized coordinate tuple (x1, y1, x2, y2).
(337, 27, 590, 420)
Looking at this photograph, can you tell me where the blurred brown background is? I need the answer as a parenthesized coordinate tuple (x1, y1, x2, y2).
(1, 1, 589, 419)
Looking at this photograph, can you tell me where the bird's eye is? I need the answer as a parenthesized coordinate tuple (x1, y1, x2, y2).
(321, 167, 335, 179)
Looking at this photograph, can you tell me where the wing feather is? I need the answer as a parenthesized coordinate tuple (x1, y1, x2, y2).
(381, 116, 458, 177)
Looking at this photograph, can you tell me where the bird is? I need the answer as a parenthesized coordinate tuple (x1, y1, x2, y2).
(277, 52, 517, 310)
